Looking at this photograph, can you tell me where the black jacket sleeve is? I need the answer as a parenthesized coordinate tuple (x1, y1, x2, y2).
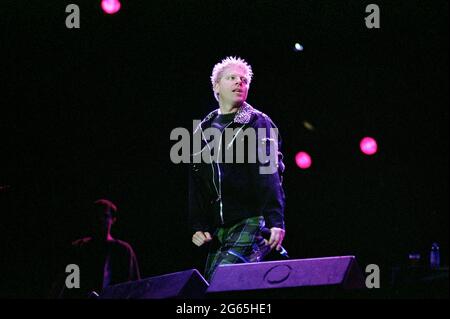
(251, 114, 286, 229)
(188, 164, 211, 233)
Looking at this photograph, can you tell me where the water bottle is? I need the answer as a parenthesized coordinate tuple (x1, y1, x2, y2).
(430, 242, 440, 269)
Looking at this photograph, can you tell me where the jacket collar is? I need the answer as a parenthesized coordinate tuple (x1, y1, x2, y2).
(234, 102, 254, 124)
(203, 102, 254, 125)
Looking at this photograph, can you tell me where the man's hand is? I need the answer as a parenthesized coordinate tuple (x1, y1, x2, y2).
(266, 227, 285, 251)
(192, 231, 213, 247)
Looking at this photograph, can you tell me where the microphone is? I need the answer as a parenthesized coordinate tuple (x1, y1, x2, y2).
(261, 228, 289, 259)
(88, 291, 100, 299)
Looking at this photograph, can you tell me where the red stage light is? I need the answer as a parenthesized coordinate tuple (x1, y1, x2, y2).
(360, 137, 378, 155)
(101, 0, 121, 15)
(295, 151, 312, 169)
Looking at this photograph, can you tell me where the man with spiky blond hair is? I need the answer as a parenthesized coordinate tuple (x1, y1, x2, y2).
(189, 56, 287, 281)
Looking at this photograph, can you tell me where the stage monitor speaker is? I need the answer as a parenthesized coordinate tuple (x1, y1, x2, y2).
(100, 269, 209, 299)
(207, 256, 365, 298)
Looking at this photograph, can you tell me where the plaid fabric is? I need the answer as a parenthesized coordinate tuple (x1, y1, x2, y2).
(204, 216, 270, 281)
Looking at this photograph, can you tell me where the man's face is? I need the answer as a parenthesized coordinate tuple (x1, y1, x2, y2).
(214, 65, 250, 107)
(91, 206, 114, 238)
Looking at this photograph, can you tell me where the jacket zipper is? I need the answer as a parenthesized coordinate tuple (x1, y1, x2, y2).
(199, 121, 233, 225)
(216, 122, 234, 225)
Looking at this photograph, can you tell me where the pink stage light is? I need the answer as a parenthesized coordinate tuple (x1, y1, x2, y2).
(360, 137, 378, 155)
(101, 0, 121, 15)
(295, 151, 312, 169)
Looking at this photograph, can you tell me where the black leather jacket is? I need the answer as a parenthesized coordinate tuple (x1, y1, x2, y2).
(189, 103, 286, 232)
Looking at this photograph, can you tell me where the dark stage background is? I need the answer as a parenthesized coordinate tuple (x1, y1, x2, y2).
(1, 0, 448, 297)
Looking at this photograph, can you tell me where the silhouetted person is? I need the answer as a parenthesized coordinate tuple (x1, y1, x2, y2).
(54, 199, 140, 298)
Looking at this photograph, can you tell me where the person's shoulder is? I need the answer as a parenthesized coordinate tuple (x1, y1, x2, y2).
(193, 108, 219, 131)
(110, 239, 136, 253)
(201, 108, 219, 122)
(251, 107, 270, 120)
(71, 237, 92, 247)
(247, 105, 277, 127)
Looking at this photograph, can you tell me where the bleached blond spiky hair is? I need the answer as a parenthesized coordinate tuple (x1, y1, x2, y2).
(210, 56, 253, 101)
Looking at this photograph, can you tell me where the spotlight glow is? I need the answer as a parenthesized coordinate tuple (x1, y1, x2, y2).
(101, 0, 121, 15)
(294, 43, 304, 51)
(360, 137, 378, 155)
(295, 151, 312, 169)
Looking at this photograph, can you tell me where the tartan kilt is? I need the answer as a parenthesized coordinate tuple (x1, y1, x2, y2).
(204, 216, 271, 281)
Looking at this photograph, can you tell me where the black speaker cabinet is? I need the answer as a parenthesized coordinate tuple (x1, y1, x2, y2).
(207, 256, 365, 298)
(100, 269, 209, 299)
